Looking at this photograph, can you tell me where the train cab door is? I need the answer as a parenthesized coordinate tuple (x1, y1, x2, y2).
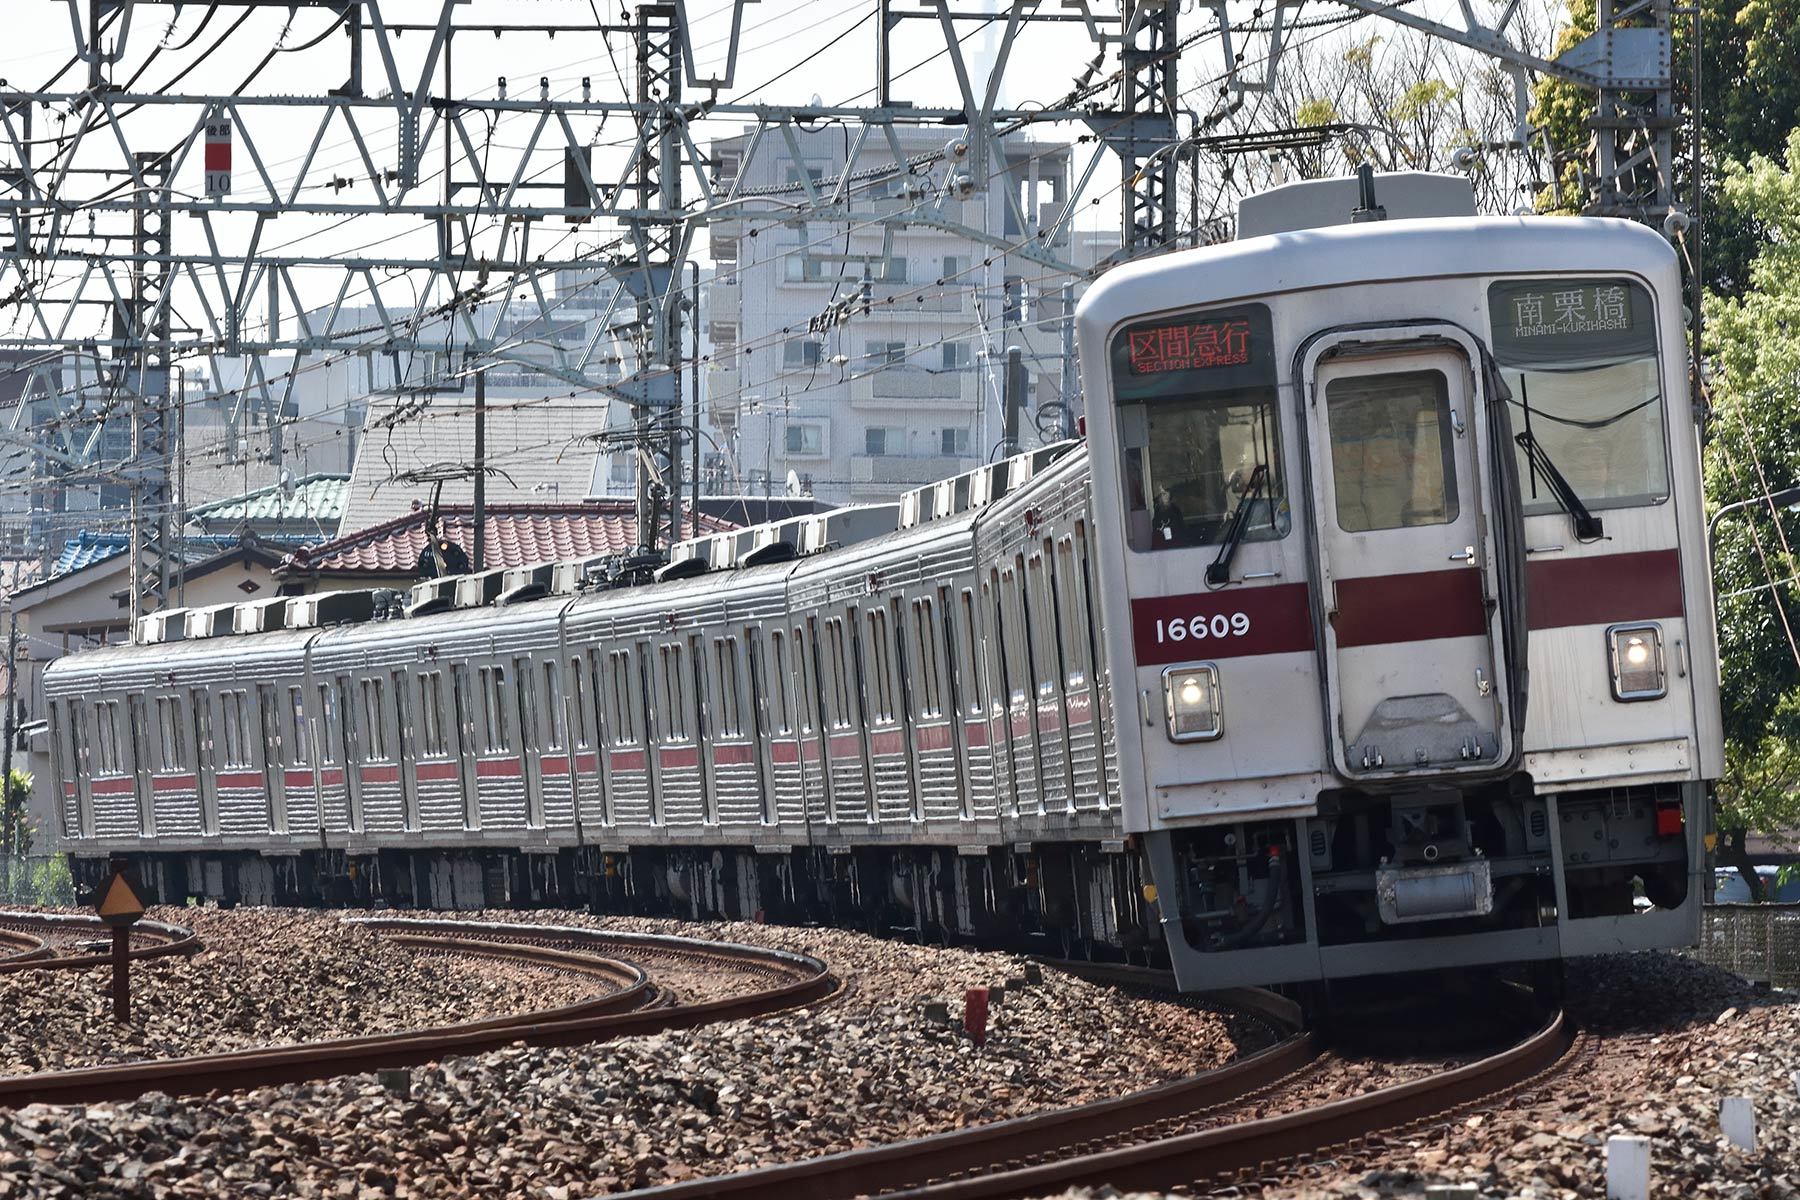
(1302, 330, 1516, 780)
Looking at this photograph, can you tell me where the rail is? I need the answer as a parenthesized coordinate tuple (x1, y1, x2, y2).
(0, 919, 836, 1107)
(0, 910, 200, 973)
(622, 999, 1570, 1200)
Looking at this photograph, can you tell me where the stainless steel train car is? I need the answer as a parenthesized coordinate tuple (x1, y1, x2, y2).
(44, 174, 1722, 988)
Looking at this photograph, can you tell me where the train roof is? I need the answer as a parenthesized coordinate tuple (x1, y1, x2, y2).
(1076, 215, 1679, 345)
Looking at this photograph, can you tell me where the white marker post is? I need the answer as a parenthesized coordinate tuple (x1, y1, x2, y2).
(1721, 1096, 1756, 1151)
(1605, 1135, 1650, 1200)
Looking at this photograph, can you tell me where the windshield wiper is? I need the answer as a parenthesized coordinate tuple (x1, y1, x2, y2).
(1514, 431, 1603, 540)
(1207, 464, 1269, 585)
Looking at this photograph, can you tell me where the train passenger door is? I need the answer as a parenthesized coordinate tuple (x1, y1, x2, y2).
(256, 684, 287, 834)
(514, 655, 545, 829)
(449, 663, 481, 829)
(126, 695, 155, 835)
(190, 688, 220, 835)
(745, 628, 777, 825)
(392, 671, 420, 832)
(1303, 333, 1514, 779)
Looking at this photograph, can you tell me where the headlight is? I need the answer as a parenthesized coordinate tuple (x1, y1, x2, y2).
(1162, 664, 1222, 741)
(1607, 622, 1666, 701)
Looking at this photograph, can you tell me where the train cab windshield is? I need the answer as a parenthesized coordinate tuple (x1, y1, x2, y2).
(1111, 303, 1289, 551)
(1489, 277, 1669, 515)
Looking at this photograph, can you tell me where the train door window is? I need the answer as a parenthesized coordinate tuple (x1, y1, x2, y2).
(568, 658, 591, 749)
(541, 661, 565, 751)
(417, 673, 447, 757)
(769, 631, 793, 734)
(92, 702, 119, 774)
(315, 684, 337, 764)
(360, 679, 390, 761)
(912, 598, 943, 718)
(867, 608, 895, 724)
(824, 619, 851, 730)
(635, 648, 658, 749)
(1326, 370, 1459, 532)
(288, 686, 310, 764)
(156, 696, 185, 771)
(1002, 564, 1030, 706)
(451, 666, 475, 756)
(796, 624, 821, 737)
(958, 589, 983, 717)
(1489, 278, 1668, 512)
(327, 682, 348, 764)
(689, 636, 710, 745)
(220, 692, 250, 768)
(1027, 551, 1060, 698)
(658, 643, 688, 742)
(127, 696, 149, 772)
(193, 698, 213, 773)
(478, 666, 510, 753)
(392, 672, 412, 751)
(607, 650, 636, 746)
(713, 638, 743, 738)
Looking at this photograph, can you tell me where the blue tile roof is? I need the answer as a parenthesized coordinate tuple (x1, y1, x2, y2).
(53, 533, 129, 576)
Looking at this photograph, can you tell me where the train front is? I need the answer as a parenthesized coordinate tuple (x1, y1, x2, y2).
(1077, 197, 1721, 989)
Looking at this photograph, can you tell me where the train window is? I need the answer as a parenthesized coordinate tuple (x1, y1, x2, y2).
(542, 661, 565, 751)
(796, 625, 820, 736)
(127, 696, 148, 774)
(288, 687, 310, 763)
(1027, 551, 1061, 698)
(1327, 369, 1459, 532)
(392, 672, 412, 756)
(92, 702, 119, 774)
(568, 658, 591, 748)
(714, 638, 743, 739)
(1111, 304, 1285, 552)
(1056, 537, 1089, 689)
(417, 674, 446, 757)
(479, 666, 510, 753)
(659, 644, 688, 742)
(1489, 278, 1668, 512)
(1001, 564, 1031, 706)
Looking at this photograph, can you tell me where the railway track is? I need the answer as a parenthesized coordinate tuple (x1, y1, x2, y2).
(0, 917, 836, 1108)
(624, 984, 1572, 1200)
(0, 910, 201, 972)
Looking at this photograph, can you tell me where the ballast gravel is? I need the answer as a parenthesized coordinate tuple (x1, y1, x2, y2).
(0, 908, 1254, 1198)
(0, 908, 608, 1075)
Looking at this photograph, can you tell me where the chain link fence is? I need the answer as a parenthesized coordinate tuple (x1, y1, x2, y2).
(0, 855, 75, 907)
(1698, 903, 1800, 989)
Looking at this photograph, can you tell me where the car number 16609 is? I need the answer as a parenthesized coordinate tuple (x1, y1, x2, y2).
(1153, 612, 1250, 643)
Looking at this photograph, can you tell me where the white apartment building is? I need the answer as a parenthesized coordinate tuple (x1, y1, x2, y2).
(703, 126, 1117, 506)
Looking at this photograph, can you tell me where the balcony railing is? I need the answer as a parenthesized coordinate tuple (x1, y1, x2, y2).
(868, 370, 965, 400)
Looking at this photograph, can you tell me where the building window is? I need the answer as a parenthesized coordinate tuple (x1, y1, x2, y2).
(865, 427, 903, 456)
(865, 340, 906, 367)
(783, 338, 822, 368)
(941, 427, 972, 456)
(942, 341, 971, 371)
(786, 423, 824, 456)
(942, 255, 965, 279)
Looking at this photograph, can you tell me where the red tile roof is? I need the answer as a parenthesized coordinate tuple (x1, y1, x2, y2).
(278, 502, 734, 578)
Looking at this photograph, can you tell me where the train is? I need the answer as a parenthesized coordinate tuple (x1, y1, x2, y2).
(43, 171, 1722, 989)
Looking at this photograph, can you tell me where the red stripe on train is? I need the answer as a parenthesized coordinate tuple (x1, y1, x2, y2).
(963, 720, 990, 749)
(575, 752, 599, 773)
(283, 767, 346, 789)
(540, 754, 569, 774)
(414, 761, 459, 782)
(90, 777, 135, 795)
(475, 758, 522, 779)
(1527, 548, 1684, 629)
(713, 744, 756, 766)
(659, 746, 700, 769)
(914, 724, 953, 752)
(1067, 695, 1095, 727)
(216, 772, 262, 790)
(609, 749, 646, 772)
(359, 765, 400, 785)
(1037, 705, 1063, 734)
(151, 774, 196, 792)
(771, 740, 801, 765)
(828, 732, 862, 760)
(870, 730, 905, 757)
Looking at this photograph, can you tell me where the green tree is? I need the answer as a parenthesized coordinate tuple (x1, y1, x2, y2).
(1703, 130, 1800, 897)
